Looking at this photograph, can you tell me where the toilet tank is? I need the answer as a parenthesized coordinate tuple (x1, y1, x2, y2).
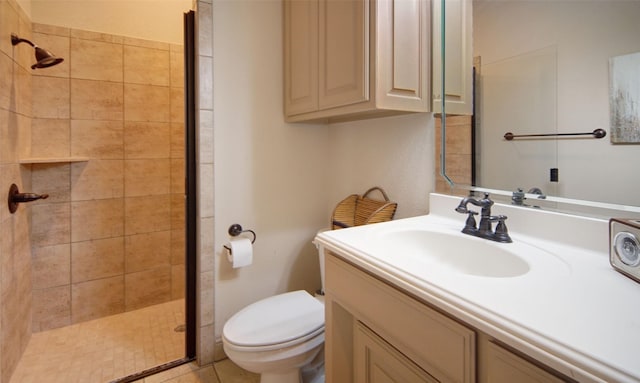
(313, 229, 329, 295)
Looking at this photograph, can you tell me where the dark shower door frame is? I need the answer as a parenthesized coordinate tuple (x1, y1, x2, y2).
(111, 9, 198, 383)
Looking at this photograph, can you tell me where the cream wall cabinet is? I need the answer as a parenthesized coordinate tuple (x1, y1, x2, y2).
(284, 0, 431, 123)
(432, 0, 473, 115)
(325, 252, 574, 383)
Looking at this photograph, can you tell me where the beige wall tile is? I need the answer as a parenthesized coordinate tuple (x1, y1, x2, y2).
(170, 49, 184, 89)
(0, 1, 19, 58)
(199, 270, 213, 326)
(0, 109, 19, 163)
(71, 79, 123, 120)
(72, 276, 124, 323)
(70, 160, 124, 201)
(32, 285, 71, 331)
(170, 87, 184, 123)
(170, 192, 185, 228)
(71, 28, 122, 44)
(31, 203, 71, 247)
(31, 163, 71, 203)
(71, 120, 123, 159)
(124, 121, 170, 159)
(124, 45, 170, 86)
(172, 264, 185, 300)
(32, 244, 70, 290)
(71, 237, 124, 283)
(198, 2, 213, 58)
(70, 38, 123, 82)
(199, 163, 214, 218)
(124, 83, 170, 122)
(71, 199, 124, 242)
(0, 52, 13, 111)
(124, 194, 170, 235)
(198, 110, 213, 163)
(32, 23, 71, 36)
(171, 228, 185, 266)
(170, 122, 185, 159)
(15, 65, 32, 116)
(124, 159, 170, 197)
(198, 324, 215, 365)
(123, 37, 169, 50)
(32, 76, 70, 119)
(199, 217, 214, 273)
(171, 159, 185, 194)
(198, 56, 212, 110)
(31, 118, 70, 158)
(125, 266, 171, 311)
(124, 231, 170, 273)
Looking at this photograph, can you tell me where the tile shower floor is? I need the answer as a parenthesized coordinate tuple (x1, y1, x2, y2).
(10, 299, 186, 383)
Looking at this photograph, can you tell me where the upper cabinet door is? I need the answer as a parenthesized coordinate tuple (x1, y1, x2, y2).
(318, 0, 369, 110)
(284, 0, 431, 123)
(284, 0, 319, 116)
(432, 0, 473, 115)
(376, 0, 430, 112)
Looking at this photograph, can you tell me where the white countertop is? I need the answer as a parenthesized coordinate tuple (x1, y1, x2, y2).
(315, 193, 640, 383)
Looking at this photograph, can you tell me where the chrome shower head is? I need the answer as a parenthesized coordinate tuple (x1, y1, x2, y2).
(11, 33, 64, 69)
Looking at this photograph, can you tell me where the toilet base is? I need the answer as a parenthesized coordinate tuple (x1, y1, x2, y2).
(260, 370, 301, 383)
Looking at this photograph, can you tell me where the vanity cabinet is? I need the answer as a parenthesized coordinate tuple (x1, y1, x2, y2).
(325, 252, 574, 383)
(283, 0, 430, 123)
(432, 0, 473, 115)
(325, 253, 476, 383)
(479, 337, 567, 383)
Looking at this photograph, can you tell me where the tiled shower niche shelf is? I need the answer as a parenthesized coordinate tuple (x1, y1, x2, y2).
(19, 157, 90, 164)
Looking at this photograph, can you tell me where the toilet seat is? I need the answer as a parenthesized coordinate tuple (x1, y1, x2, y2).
(223, 290, 324, 352)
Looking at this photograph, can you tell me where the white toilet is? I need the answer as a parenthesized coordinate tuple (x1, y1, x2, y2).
(222, 238, 327, 383)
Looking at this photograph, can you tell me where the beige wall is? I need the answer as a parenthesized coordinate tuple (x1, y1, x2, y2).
(211, 0, 436, 357)
(212, 0, 330, 356)
(327, 114, 435, 220)
(27, 24, 185, 331)
(1, 1, 34, 381)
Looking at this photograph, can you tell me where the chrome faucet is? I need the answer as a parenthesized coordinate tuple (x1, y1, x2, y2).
(455, 193, 512, 243)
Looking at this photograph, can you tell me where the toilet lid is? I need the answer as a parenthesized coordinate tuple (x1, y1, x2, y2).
(223, 290, 324, 347)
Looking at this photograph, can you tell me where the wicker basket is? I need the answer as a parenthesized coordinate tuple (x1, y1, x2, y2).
(331, 187, 398, 230)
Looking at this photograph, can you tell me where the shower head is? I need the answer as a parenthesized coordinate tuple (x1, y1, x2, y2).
(10, 33, 64, 69)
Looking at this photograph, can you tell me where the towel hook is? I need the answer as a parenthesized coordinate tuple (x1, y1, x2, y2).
(223, 224, 256, 251)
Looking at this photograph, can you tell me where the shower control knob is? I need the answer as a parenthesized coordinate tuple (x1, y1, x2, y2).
(7, 183, 49, 214)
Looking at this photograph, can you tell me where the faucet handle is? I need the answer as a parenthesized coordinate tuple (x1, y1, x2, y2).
(494, 215, 512, 243)
(462, 210, 478, 234)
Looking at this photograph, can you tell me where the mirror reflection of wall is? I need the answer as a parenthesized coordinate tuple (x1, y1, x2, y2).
(442, 0, 640, 207)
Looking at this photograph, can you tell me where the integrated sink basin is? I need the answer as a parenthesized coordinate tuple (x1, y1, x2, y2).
(361, 226, 571, 279)
(378, 229, 529, 277)
(379, 230, 529, 277)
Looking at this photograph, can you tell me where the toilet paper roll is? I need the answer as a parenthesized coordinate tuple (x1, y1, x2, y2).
(226, 238, 253, 268)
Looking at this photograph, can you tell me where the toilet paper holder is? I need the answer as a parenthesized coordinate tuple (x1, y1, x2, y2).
(223, 224, 256, 251)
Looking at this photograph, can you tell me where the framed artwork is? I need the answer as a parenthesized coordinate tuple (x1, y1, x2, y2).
(610, 51, 640, 144)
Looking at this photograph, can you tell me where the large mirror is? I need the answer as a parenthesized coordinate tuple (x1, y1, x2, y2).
(442, 0, 640, 214)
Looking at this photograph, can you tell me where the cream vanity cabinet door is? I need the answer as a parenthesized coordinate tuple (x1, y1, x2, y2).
(284, 0, 430, 123)
(480, 339, 569, 383)
(432, 0, 473, 115)
(354, 321, 439, 383)
(325, 253, 476, 383)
